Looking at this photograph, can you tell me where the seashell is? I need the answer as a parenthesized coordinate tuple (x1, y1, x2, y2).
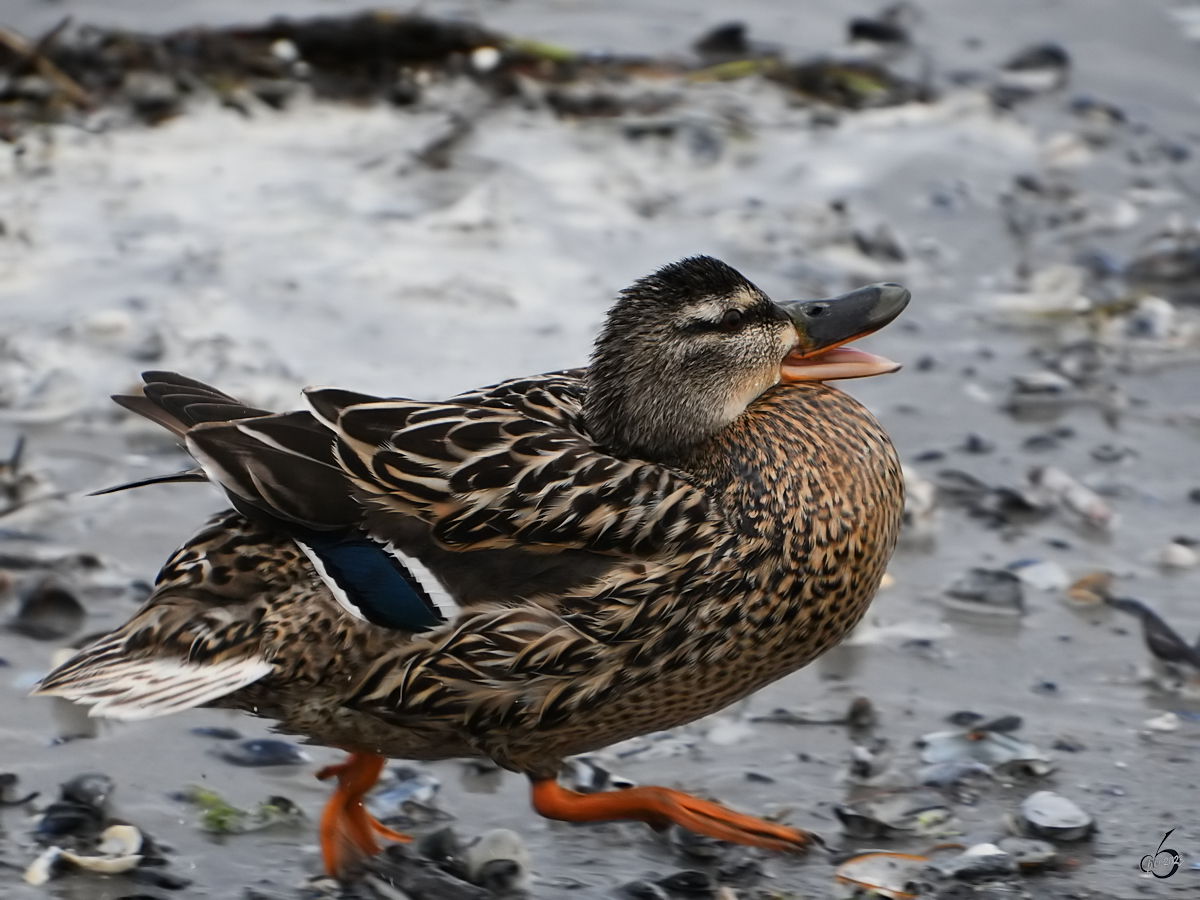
(834, 851, 930, 900)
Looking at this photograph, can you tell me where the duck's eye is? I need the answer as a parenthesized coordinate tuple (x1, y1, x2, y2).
(719, 309, 744, 331)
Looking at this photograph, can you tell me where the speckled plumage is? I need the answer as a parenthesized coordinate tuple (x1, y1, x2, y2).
(38, 256, 905, 799)
(43, 377, 901, 777)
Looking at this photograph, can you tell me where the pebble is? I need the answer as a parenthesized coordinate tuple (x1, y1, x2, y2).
(943, 568, 1024, 616)
(1009, 559, 1068, 591)
(945, 711, 984, 727)
(657, 869, 717, 894)
(1144, 712, 1181, 732)
(932, 842, 1017, 879)
(1090, 443, 1135, 463)
(367, 766, 441, 816)
(705, 715, 756, 745)
(470, 47, 502, 73)
(918, 760, 991, 787)
(36, 800, 102, 837)
(464, 828, 529, 893)
(961, 432, 994, 453)
(1155, 541, 1198, 570)
(997, 836, 1058, 870)
(623, 881, 670, 900)
(61, 773, 114, 810)
(0, 772, 37, 806)
(848, 16, 909, 45)
(1022, 433, 1060, 451)
(1018, 790, 1094, 841)
(217, 739, 309, 767)
(190, 726, 242, 740)
(8, 579, 85, 640)
(560, 757, 635, 793)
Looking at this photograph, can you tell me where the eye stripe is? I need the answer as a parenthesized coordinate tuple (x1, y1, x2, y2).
(679, 301, 776, 333)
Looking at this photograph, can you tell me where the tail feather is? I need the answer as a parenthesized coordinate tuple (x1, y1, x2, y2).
(89, 468, 208, 496)
(107, 373, 352, 530)
(112, 394, 190, 438)
(35, 629, 273, 721)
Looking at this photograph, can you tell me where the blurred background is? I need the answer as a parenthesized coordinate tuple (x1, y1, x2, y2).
(1, 1, 1199, 897)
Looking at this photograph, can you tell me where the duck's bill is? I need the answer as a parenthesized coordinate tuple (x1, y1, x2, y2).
(777, 282, 910, 382)
(780, 346, 901, 382)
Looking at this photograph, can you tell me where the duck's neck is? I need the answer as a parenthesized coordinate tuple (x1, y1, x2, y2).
(689, 383, 903, 545)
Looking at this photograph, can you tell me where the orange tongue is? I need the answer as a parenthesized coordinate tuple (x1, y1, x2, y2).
(780, 346, 901, 382)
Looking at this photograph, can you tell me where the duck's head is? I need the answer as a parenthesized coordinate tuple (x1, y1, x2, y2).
(585, 256, 909, 462)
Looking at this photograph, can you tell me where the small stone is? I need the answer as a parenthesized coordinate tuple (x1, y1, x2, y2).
(849, 16, 909, 44)
(1052, 737, 1085, 752)
(693, 22, 749, 59)
(961, 433, 995, 454)
(1144, 712, 1180, 732)
(190, 726, 242, 740)
(1009, 560, 1068, 591)
(944, 568, 1024, 616)
(946, 711, 984, 727)
(270, 39, 300, 63)
(933, 842, 1017, 879)
(1018, 791, 1094, 841)
(1023, 433, 1059, 451)
(1090, 443, 1135, 463)
(657, 869, 717, 894)
(622, 881, 670, 900)
(217, 739, 309, 767)
(61, 773, 114, 811)
(8, 580, 85, 641)
(465, 829, 529, 893)
(1155, 542, 1198, 570)
(470, 46, 502, 73)
(997, 837, 1058, 870)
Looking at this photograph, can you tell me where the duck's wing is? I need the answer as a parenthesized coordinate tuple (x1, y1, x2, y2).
(302, 381, 719, 558)
(113, 372, 721, 632)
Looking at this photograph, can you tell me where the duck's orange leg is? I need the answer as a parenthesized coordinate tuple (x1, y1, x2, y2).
(530, 778, 812, 852)
(316, 752, 412, 877)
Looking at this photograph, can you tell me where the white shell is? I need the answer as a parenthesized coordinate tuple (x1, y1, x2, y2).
(24, 847, 62, 885)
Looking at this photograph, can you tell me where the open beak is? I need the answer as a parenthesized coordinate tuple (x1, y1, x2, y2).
(777, 283, 910, 382)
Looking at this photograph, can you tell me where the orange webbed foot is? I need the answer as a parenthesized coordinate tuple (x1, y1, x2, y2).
(317, 752, 413, 878)
(529, 778, 812, 852)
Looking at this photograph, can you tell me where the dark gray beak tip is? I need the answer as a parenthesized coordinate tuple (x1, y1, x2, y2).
(779, 282, 911, 351)
(872, 283, 912, 322)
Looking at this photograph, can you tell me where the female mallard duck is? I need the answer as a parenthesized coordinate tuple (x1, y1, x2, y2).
(36, 257, 908, 877)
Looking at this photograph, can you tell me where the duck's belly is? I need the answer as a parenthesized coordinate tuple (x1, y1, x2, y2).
(499, 540, 894, 775)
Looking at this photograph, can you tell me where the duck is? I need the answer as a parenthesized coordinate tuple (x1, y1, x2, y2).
(36, 256, 908, 878)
